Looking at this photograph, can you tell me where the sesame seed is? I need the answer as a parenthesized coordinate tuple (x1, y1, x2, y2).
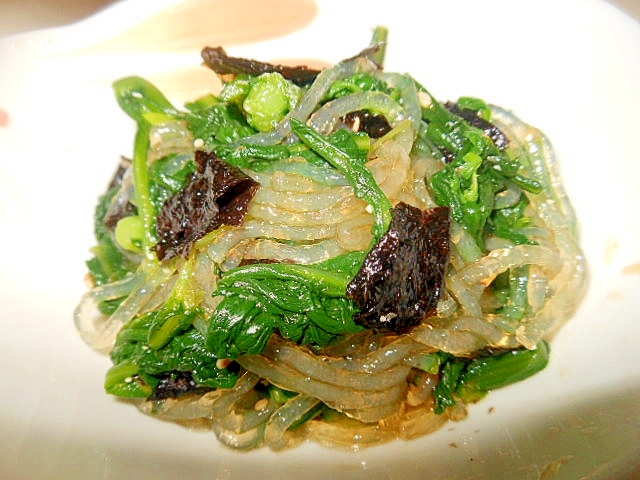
(216, 358, 232, 369)
(253, 398, 269, 411)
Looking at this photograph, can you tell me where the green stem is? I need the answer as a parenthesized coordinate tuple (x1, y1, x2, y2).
(369, 26, 388, 67)
(132, 123, 157, 260)
(290, 118, 392, 240)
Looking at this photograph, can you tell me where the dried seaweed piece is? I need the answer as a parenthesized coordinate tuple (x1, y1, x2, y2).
(346, 203, 451, 333)
(149, 371, 212, 400)
(155, 151, 259, 260)
(341, 110, 392, 138)
(201, 46, 321, 86)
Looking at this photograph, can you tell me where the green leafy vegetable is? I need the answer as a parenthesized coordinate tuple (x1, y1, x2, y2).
(242, 72, 301, 132)
(290, 118, 392, 241)
(104, 359, 156, 398)
(455, 96, 492, 121)
(206, 252, 366, 359)
(185, 95, 256, 147)
(421, 90, 542, 250)
(113, 76, 179, 125)
(491, 265, 532, 324)
(114, 77, 184, 259)
(106, 302, 237, 398)
(486, 194, 535, 246)
(86, 186, 136, 285)
(434, 354, 466, 414)
(212, 143, 292, 169)
(369, 25, 388, 66)
(323, 72, 390, 101)
(114, 215, 145, 253)
(433, 341, 550, 413)
(457, 341, 549, 403)
(148, 153, 197, 208)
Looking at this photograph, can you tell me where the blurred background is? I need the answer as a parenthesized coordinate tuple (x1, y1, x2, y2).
(0, 0, 117, 37)
(0, 0, 637, 38)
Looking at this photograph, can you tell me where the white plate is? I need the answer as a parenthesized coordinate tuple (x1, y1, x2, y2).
(1, 0, 639, 478)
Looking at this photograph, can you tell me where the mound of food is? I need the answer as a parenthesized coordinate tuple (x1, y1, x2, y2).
(75, 27, 586, 451)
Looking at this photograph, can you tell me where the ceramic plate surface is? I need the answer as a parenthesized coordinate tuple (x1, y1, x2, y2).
(1, 0, 639, 478)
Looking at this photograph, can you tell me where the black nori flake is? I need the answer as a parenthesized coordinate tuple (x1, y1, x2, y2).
(346, 203, 450, 333)
(155, 151, 259, 260)
(341, 110, 392, 138)
(150, 371, 211, 400)
(201, 46, 321, 86)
